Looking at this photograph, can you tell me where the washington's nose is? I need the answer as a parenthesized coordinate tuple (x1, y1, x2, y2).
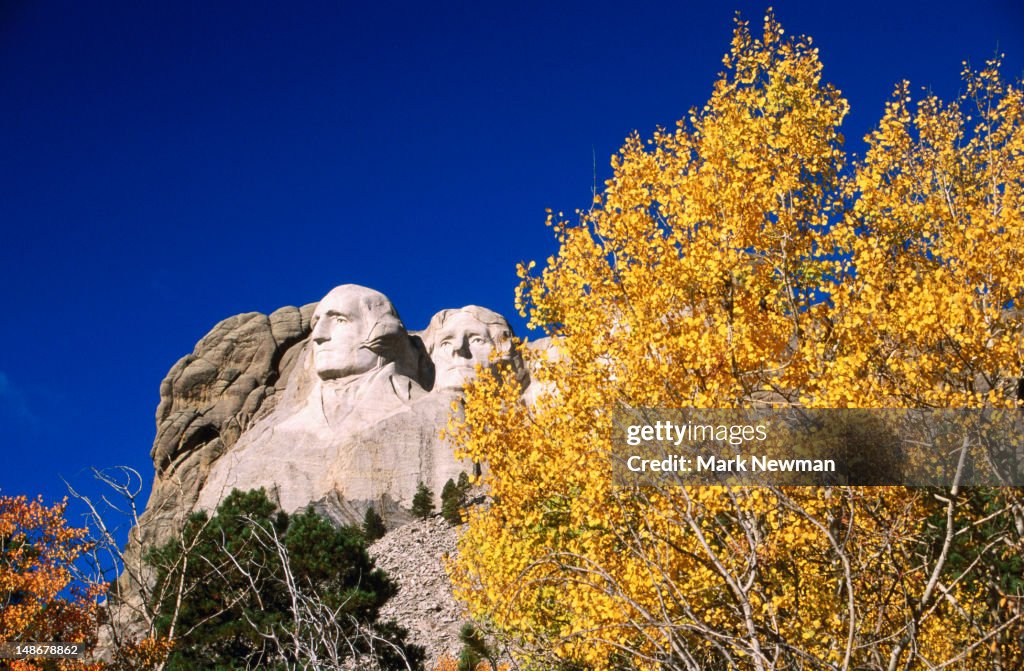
(312, 320, 331, 343)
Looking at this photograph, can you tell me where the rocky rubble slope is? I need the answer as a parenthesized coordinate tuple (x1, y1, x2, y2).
(369, 516, 465, 664)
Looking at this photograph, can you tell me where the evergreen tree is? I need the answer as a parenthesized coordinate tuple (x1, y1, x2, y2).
(363, 505, 387, 542)
(440, 472, 471, 525)
(457, 623, 498, 671)
(440, 479, 460, 525)
(148, 488, 423, 670)
(410, 482, 435, 519)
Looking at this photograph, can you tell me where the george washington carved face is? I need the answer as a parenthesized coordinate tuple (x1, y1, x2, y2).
(309, 285, 404, 381)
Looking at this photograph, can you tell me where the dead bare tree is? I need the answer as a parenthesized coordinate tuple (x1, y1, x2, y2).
(209, 514, 418, 671)
(65, 466, 234, 670)
(66, 474, 421, 670)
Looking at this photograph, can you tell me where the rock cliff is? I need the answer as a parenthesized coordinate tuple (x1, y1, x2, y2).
(140, 304, 317, 543)
(130, 285, 530, 660)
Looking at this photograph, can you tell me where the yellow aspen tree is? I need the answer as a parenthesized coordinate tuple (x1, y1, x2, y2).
(826, 56, 1024, 670)
(449, 12, 1023, 671)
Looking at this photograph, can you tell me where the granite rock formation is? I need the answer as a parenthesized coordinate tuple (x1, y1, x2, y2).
(139, 304, 316, 543)
(140, 285, 525, 541)
(108, 285, 537, 664)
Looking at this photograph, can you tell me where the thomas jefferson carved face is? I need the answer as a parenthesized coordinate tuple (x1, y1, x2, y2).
(310, 286, 403, 381)
(424, 306, 516, 391)
(431, 312, 496, 390)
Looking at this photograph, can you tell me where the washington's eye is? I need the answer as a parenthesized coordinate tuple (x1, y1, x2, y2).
(334, 315, 348, 323)
(471, 337, 487, 344)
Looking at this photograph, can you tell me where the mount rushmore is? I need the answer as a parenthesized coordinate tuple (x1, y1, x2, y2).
(140, 284, 535, 543)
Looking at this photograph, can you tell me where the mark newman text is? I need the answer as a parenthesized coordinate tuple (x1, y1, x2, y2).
(626, 454, 837, 473)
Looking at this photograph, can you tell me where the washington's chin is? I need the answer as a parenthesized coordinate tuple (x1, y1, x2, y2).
(314, 349, 341, 363)
(314, 349, 379, 377)
(314, 354, 345, 376)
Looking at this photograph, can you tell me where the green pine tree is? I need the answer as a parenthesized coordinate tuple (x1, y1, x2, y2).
(440, 472, 471, 525)
(148, 488, 423, 670)
(441, 479, 460, 525)
(457, 623, 498, 671)
(363, 505, 387, 542)
(411, 482, 435, 519)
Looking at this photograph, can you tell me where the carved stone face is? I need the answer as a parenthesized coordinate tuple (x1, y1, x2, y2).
(431, 312, 497, 390)
(310, 286, 396, 381)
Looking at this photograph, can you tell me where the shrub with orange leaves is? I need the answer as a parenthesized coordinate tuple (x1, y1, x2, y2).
(431, 655, 458, 671)
(105, 635, 173, 671)
(431, 654, 510, 671)
(0, 495, 104, 671)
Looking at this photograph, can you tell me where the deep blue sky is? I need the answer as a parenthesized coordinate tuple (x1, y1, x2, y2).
(2, 1, 1023, 514)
